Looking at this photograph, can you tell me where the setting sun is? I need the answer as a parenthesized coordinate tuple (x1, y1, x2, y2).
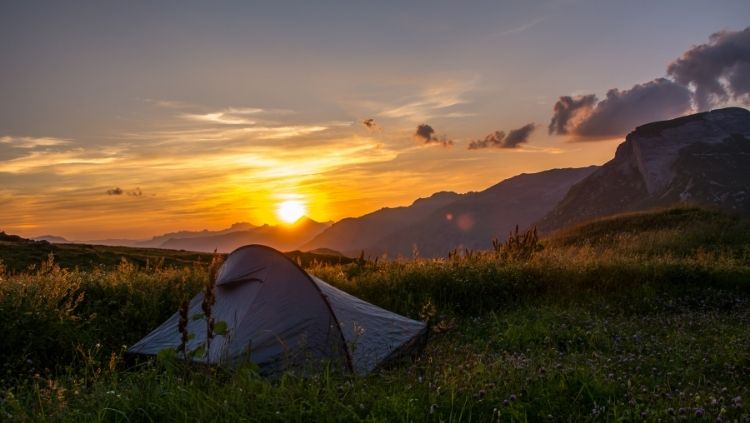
(276, 200, 306, 223)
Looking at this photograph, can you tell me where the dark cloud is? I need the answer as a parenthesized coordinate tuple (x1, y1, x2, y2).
(548, 95, 597, 135)
(414, 124, 452, 147)
(362, 118, 378, 129)
(106, 187, 143, 196)
(468, 124, 535, 150)
(468, 130, 505, 150)
(549, 79, 693, 139)
(574, 79, 693, 138)
(504, 123, 536, 148)
(550, 27, 750, 140)
(415, 124, 436, 141)
(667, 27, 750, 111)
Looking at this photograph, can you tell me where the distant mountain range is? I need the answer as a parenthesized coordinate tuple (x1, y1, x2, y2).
(134, 222, 258, 248)
(38, 219, 332, 254)
(158, 218, 331, 253)
(302, 167, 597, 257)
(32, 107, 749, 258)
(300, 191, 462, 255)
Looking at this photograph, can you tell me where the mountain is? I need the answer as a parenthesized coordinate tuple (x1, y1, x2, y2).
(33, 235, 69, 243)
(77, 222, 258, 247)
(539, 107, 750, 232)
(367, 167, 597, 257)
(300, 191, 462, 254)
(160, 217, 332, 253)
(303, 167, 597, 257)
(133, 222, 257, 248)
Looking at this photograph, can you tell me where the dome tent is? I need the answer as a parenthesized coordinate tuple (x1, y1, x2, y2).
(127, 245, 427, 375)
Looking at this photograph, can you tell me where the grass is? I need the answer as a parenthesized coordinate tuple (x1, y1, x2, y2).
(1, 206, 749, 421)
(0, 240, 355, 274)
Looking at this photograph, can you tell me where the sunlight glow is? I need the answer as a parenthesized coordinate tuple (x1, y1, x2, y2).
(276, 200, 306, 223)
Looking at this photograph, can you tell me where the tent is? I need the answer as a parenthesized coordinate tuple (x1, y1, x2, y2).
(127, 244, 427, 375)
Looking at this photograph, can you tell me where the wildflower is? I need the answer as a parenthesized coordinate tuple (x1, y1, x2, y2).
(696, 408, 705, 418)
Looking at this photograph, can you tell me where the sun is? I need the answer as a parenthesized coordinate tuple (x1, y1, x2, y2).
(276, 200, 306, 224)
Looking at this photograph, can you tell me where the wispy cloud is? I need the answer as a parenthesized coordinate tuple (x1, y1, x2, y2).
(142, 98, 194, 109)
(0, 148, 121, 174)
(0, 136, 71, 149)
(182, 107, 264, 125)
(492, 16, 546, 37)
(377, 79, 477, 121)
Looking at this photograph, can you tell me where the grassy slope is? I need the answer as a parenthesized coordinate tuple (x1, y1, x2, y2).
(0, 241, 354, 274)
(0, 241, 214, 273)
(546, 206, 750, 257)
(1, 207, 749, 422)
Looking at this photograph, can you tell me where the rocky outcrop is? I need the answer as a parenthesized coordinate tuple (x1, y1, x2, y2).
(539, 107, 750, 232)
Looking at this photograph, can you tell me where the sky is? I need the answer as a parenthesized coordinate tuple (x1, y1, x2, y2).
(1, 1, 749, 240)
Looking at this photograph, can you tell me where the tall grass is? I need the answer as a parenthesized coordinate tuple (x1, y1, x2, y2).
(1, 207, 749, 421)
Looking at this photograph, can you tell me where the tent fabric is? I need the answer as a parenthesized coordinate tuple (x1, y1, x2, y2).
(127, 244, 427, 375)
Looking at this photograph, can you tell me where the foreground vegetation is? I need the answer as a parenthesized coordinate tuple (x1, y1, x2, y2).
(1, 207, 749, 421)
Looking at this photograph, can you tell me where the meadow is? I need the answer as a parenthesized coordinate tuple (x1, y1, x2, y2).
(1, 207, 749, 422)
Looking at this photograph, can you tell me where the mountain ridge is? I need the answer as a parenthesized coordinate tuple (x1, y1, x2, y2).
(303, 166, 598, 257)
(538, 107, 750, 231)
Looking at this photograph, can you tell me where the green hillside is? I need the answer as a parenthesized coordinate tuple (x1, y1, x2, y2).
(0, 236, 353, 274)
(1, 208, 749, 421)
(546, 206, 750, 257)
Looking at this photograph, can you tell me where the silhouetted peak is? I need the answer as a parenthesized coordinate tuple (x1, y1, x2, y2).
(229, 222, 256, 230)
(631, 106, 750, 138)
(410, 191, 460, 207)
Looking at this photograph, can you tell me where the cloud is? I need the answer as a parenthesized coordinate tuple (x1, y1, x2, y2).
(468, 124, 536, 150)
(182, 107, 263, 125)
(414, 124, 452, 147)
(493, 16, 546, 37)
(379, 79, 476, 121)
(415, 124, 436, 142)
(144, 98, 194, 109)
(0, 149, 120, 174)
(575, 79, 693, 138)
(548, 95, 597, 135)
(504, 123, 536, 148)
(549, 79, 693, 139)
(468, 131, 505, 150)
(362, 118, 378, 129)
(667, 27, 750, 111)
(0, 136, 70, 149)
(106, 187, 143, 196)
(549, 27, 750, 140)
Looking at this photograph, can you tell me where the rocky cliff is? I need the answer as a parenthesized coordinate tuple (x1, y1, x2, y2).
(539, 107, 750, 231)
